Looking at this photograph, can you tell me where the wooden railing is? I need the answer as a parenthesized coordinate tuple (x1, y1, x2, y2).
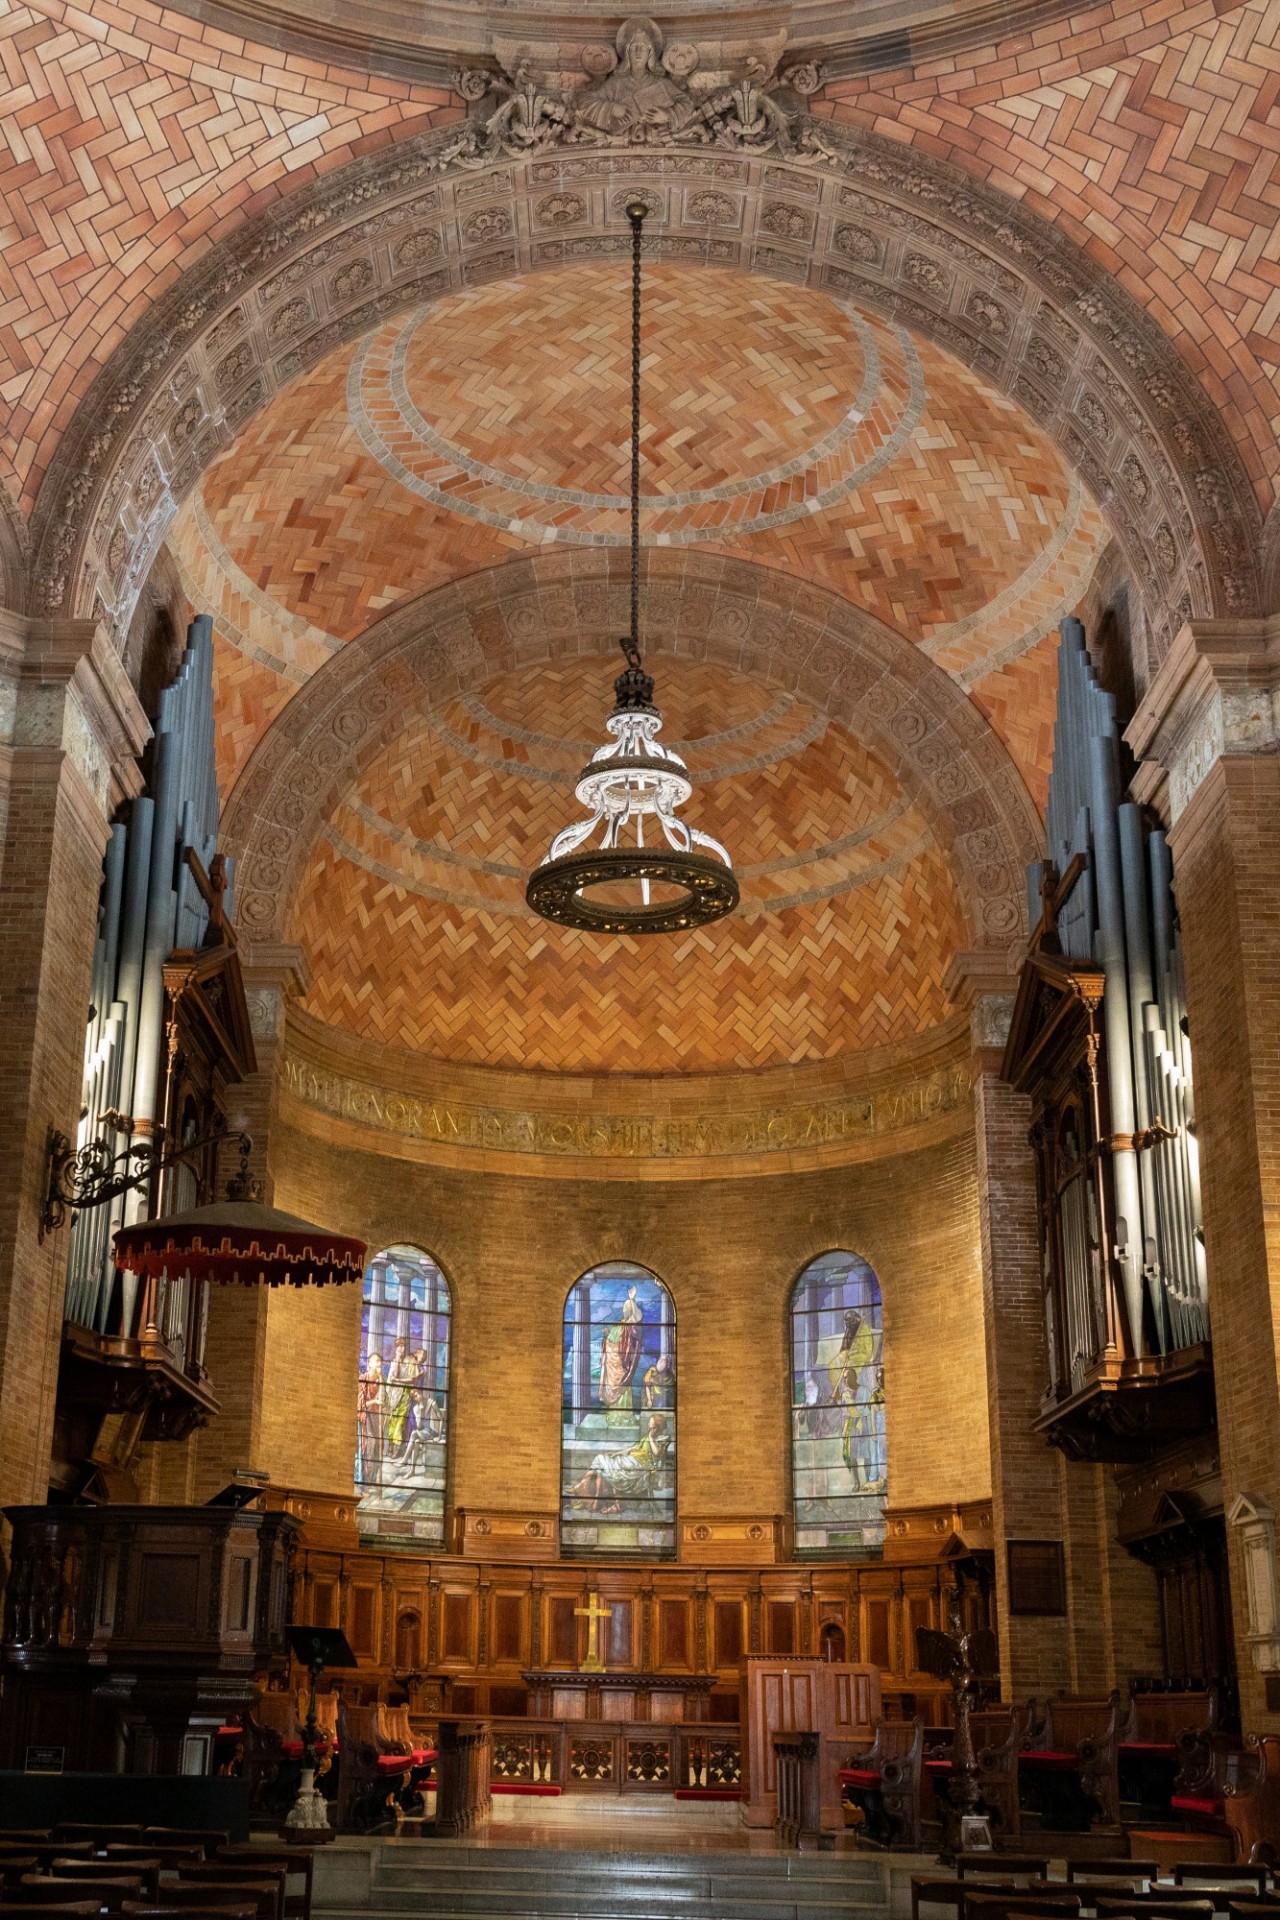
(773, 1731, 820, 1847)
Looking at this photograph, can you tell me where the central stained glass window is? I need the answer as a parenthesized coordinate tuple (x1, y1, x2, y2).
(356, 1244, 451, 1547)
(560, 1262, 676, 1559)
(790, 1249, 887, 1556)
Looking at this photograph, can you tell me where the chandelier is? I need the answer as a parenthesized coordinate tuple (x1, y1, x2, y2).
(525, 201, 739, 936)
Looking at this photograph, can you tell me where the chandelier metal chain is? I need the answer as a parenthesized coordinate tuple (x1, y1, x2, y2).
(525, 201, 740, 936)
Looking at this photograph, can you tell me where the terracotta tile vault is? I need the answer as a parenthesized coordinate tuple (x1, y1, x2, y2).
(170, 263, 1109, 800)
(288, 652, 970, 1073)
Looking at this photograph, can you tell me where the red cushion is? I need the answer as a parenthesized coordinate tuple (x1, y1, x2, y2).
(1171, 1794, 1225, 1817)
(840, 1768, 882, 1790)
(280, 1739, 304, 1757)
(673, 1789, 740, 1801)
(924, 1759, 953, 1774)
(409, 1749, 436, 1766)
(1021, 1750, 1079, 1770)
(491, 1784, 562, 1796)
(1120, 1742, 1179, 1758)
(215, 1727, 243, 1740)
(375, 1755, 411, 1773)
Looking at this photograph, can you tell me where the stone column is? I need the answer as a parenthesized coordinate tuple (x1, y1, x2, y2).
(0, 613, 148, 1510)
(1128, 617, 1280, 1728)
(948, 951, 1073, 1700)
(187, 943, 309, 1499)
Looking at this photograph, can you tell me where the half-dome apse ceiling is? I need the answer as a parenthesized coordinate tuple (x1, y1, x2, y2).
(171, 260, 1111, 1075)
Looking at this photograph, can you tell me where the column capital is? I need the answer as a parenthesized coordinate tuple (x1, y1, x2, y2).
(944, 947, 1020, 1061)
(0, 609, 150, 818)
(1126, 616, 1280, 824)
(240, 942, 311, 1049)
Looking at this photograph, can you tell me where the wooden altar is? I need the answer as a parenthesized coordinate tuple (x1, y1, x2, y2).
(522, 1669, 716, 1723)
(740, 1654, 880, 1830)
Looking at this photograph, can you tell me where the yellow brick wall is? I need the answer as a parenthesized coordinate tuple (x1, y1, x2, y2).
(239, 1118, 992, 1521)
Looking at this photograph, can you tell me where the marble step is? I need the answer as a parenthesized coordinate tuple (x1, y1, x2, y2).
(332, 1896, 879, 1920)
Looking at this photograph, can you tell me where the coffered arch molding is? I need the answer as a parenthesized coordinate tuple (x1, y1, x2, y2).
(221, 547, 1043, 957)
(27, 125, 1260, 678)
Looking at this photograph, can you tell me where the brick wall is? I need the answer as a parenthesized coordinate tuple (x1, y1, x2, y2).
(196, 1117, 993, 1523)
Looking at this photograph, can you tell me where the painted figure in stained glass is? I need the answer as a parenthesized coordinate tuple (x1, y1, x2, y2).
(790, 1251, 887, 1555)
(356, 1245, 451, 1547)
(561, 1262, 676, 1558)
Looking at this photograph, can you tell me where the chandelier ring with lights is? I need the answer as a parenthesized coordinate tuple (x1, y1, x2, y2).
(525, 202, 739, 936)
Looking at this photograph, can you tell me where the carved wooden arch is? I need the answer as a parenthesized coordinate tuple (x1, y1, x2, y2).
(27, 122, 1261, 672)
(221, 546, 1044, 955)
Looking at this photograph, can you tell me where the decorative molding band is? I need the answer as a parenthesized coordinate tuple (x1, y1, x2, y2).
(278, 1025, 974, 1178)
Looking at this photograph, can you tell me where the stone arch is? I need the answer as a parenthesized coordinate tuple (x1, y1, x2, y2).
(27, 122, 1261, 677)
(221, 547, 1044, 956)
(0, 481, 29, 615)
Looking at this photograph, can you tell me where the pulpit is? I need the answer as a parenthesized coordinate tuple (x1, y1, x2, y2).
(1, 1503, 297, 1774)
(740, 1654, 879, 1830)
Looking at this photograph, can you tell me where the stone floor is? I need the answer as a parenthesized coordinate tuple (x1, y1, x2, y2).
(396, 1794, 874, 1853)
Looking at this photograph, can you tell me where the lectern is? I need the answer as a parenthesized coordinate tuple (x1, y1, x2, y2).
(739, 1654, 880, 1830)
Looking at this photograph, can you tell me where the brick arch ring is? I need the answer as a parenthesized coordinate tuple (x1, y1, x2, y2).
(26, 124, 1262, 671)
(221, 547, 1044, 954)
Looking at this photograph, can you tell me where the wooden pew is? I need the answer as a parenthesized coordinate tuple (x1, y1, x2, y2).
(840, 1719, 923, 1849)
(1019, 1694, 1121, 1830)
(334, 1701, 412, 1834)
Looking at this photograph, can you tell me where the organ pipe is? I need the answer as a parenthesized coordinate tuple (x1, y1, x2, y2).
(1030, 616, 1208, 1367)
(64, 615, 231, 1342)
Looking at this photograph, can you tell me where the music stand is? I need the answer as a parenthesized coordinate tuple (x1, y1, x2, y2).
(284, 1626, 357, 1836)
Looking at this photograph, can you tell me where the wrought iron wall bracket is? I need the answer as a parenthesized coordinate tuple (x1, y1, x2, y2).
(41, 1120, 253, 1240)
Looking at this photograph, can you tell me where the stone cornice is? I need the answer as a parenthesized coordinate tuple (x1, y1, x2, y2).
(1, 615, 149, 815)
(1126, 617, 1280, 825)
(278, 1003, 974, 1179)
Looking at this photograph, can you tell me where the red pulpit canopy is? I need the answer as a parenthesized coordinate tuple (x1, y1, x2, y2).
(113, 1201, 367, 1289)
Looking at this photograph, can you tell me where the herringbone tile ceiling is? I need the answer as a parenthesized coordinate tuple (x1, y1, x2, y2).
(290, 656, 969, 1073)
(173, 265, 1109, 805)
(174, 263, 1108, 1071)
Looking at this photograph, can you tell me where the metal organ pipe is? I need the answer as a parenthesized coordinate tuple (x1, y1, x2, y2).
(63, 616, 225, 1346)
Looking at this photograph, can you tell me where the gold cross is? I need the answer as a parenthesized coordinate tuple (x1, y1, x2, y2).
(574, 1590, 613, 1672)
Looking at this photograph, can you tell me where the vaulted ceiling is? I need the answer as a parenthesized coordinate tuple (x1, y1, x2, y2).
(167, 258, 1106, 1077)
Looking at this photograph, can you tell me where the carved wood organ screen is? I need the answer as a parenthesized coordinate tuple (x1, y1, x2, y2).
(1004, 619, 1208, 1448)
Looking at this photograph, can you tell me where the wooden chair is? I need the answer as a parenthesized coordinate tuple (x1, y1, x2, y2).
(122, 1906, 255, 1920)
(0, 1906, 100, 1919)
(174, 1872, 282, 1920)
(841, 1718, 924, 1848)
(138, 1840, 226, 1865)
(964, 1893, 1081, 1920)
(1069, 1863, 1160, 1887)
(958, 1856, 1049, 1881)
(52, 1835, 143, 1852)
(3, 1856, 91, 1874)
(102, 1855, 201, 1876)
(213, 1851, 310, 1920)
(335, 1700, 412, 1835)
(912, 1880, 1027, 1920)
(49, 1869, 158, 1906)
(0, 1870, 38, 1894)
(16, 1878, 145, 1914)
(138, 1894, 259, 1920)
(1093, 1900, 1216, 1920)
(1173, 1869, 1272, 1896)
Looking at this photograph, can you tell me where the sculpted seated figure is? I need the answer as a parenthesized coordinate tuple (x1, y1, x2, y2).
(575, 19, 701, 141)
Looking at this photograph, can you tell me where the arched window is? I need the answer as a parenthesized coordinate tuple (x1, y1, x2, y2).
(790, 1250, 886, 1556)
(356, 1244, 451, 1547)
(560, 1262, 676, 1560)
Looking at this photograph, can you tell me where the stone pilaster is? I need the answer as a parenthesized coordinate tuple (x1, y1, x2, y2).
(1128, 617, 1280, 1728)
(0, 613, 148, 1510)
(187, 944, 309, 1499)
(949, 950, 1073, 1698)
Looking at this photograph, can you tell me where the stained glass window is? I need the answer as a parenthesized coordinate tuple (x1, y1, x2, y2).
(561, 1262, 676, 1559)
(356, 1245, 451, 1548)
(790, 1250, 886, 1556)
